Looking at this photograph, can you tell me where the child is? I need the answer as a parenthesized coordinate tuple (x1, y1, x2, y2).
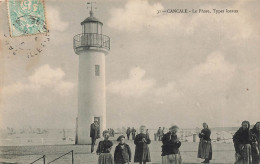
(114, 135, 132, 164)
(96, 130, 114, 164)
(134, 125, 151, 164)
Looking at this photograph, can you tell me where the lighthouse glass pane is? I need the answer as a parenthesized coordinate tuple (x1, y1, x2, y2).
(95, 65, 100, 76)
(97, 23, 102, 34)
(84, 22, 97, 34)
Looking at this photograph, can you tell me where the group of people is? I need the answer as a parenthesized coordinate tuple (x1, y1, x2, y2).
(90, 120, 260, 164)
(126, 127, 137, 140)
(93, 124, 184, 164)
(197, 121, 260, 164)
(95, 125, 151, 164)
(157, 127, 166, 141)
(108, 128, 115, 137)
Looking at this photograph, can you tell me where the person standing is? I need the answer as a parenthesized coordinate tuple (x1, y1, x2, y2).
(96, 130, 114, 164)
(90, 119, 100, 153)
(134, 125, 151, 164)
(146, 129, 150, 138)
(233, 121, 255, 164)
(114, 135, 132, 164)
(157, 127, 163, 141)
(251, 122, 260, 164)
(161, 125, 182, 164)
(132, 127, 136, 140)
(111, 129, 115, 137)
(197, 123, 212, 163)
(162, 127, 166, 135)
(126, 127, 131, 140)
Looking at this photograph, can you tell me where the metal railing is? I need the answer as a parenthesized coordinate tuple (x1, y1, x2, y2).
(30, 150, 74, 164)
(47, 150, 74, 164)
(73, 33, 110, 50)
(30, 155, 45, 164)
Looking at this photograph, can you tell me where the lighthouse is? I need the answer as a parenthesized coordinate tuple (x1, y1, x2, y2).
(73, 5, 110, 144)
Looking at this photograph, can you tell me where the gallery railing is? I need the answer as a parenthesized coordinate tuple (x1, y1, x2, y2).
(73, 33, 110, 50)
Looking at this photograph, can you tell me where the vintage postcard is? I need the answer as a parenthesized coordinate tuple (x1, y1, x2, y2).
(0, 0, 260, 163)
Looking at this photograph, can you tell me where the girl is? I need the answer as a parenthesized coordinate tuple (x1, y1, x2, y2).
(97, 130, 114, 164)
(114, 135, 132, 164)
(134, 125, 151, 164)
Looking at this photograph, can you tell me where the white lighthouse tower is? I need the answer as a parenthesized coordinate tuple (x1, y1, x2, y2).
(73, 4, 110, 144)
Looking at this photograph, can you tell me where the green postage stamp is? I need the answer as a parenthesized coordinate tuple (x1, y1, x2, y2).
(7, 0, 48, 37)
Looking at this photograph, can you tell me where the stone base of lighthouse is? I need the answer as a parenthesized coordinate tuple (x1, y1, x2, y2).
(75, 48, 107, 145)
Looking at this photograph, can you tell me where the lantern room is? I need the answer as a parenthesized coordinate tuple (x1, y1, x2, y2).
(80, 10, 103, 34)
(73, 9, 110, 52)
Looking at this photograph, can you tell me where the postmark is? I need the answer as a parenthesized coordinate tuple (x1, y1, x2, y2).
(7, 0, 48, 37)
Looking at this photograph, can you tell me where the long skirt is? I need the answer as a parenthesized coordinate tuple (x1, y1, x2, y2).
(98, 153, 114, 164)
(234, 144, 252, 164)
(197, 139, 212, 160)
(162, 154, 182, 164)
(252, 143, 260, 164)
(134, 144, 151, 162)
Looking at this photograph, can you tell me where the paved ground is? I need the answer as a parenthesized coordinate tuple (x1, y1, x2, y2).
(0, 138, 235, 164)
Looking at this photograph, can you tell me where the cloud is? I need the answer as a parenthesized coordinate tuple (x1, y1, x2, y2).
(155, 82, 176, 96)
(107, 67, 155, 97)
(2, 64, 74, 96)
(108, 0, 183, 33)
(106, 67, 182, 102)
(183, 51, 236, 88)
(152, 81, 184, 104)
(107, 52, 235, 100)
(192, 52, 235, 78)
(46, 6, 69, 32)
(108, 0, 254, 40)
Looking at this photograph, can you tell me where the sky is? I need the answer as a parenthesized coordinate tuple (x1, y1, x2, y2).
(0, 0, 260, 130)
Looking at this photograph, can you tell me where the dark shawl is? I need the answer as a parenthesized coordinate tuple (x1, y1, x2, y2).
(161, 132, 181, 156)
(233, 121, 254, 153)
(96, 140, 113, 154)
(199, 128, 211, 141)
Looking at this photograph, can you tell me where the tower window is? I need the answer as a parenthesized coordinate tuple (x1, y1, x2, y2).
(95, 65, 100, 76)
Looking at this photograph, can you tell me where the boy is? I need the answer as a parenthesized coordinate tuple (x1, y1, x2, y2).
(114, 135, 132, 164)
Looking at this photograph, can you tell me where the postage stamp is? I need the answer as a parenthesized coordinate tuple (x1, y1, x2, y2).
(7, 0, 48, 37)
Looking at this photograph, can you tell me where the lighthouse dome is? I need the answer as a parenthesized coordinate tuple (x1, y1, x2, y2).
(80, 16, 103, 25)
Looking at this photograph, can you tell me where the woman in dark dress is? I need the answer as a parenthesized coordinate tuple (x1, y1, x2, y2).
(97, 130, 114, 164)
(197, 123, 212, 163)
(233, 121, 256, 164)
(161, 125, 182, 164)
(251, 122, 260, 164)
(134, 125, 151, 164)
